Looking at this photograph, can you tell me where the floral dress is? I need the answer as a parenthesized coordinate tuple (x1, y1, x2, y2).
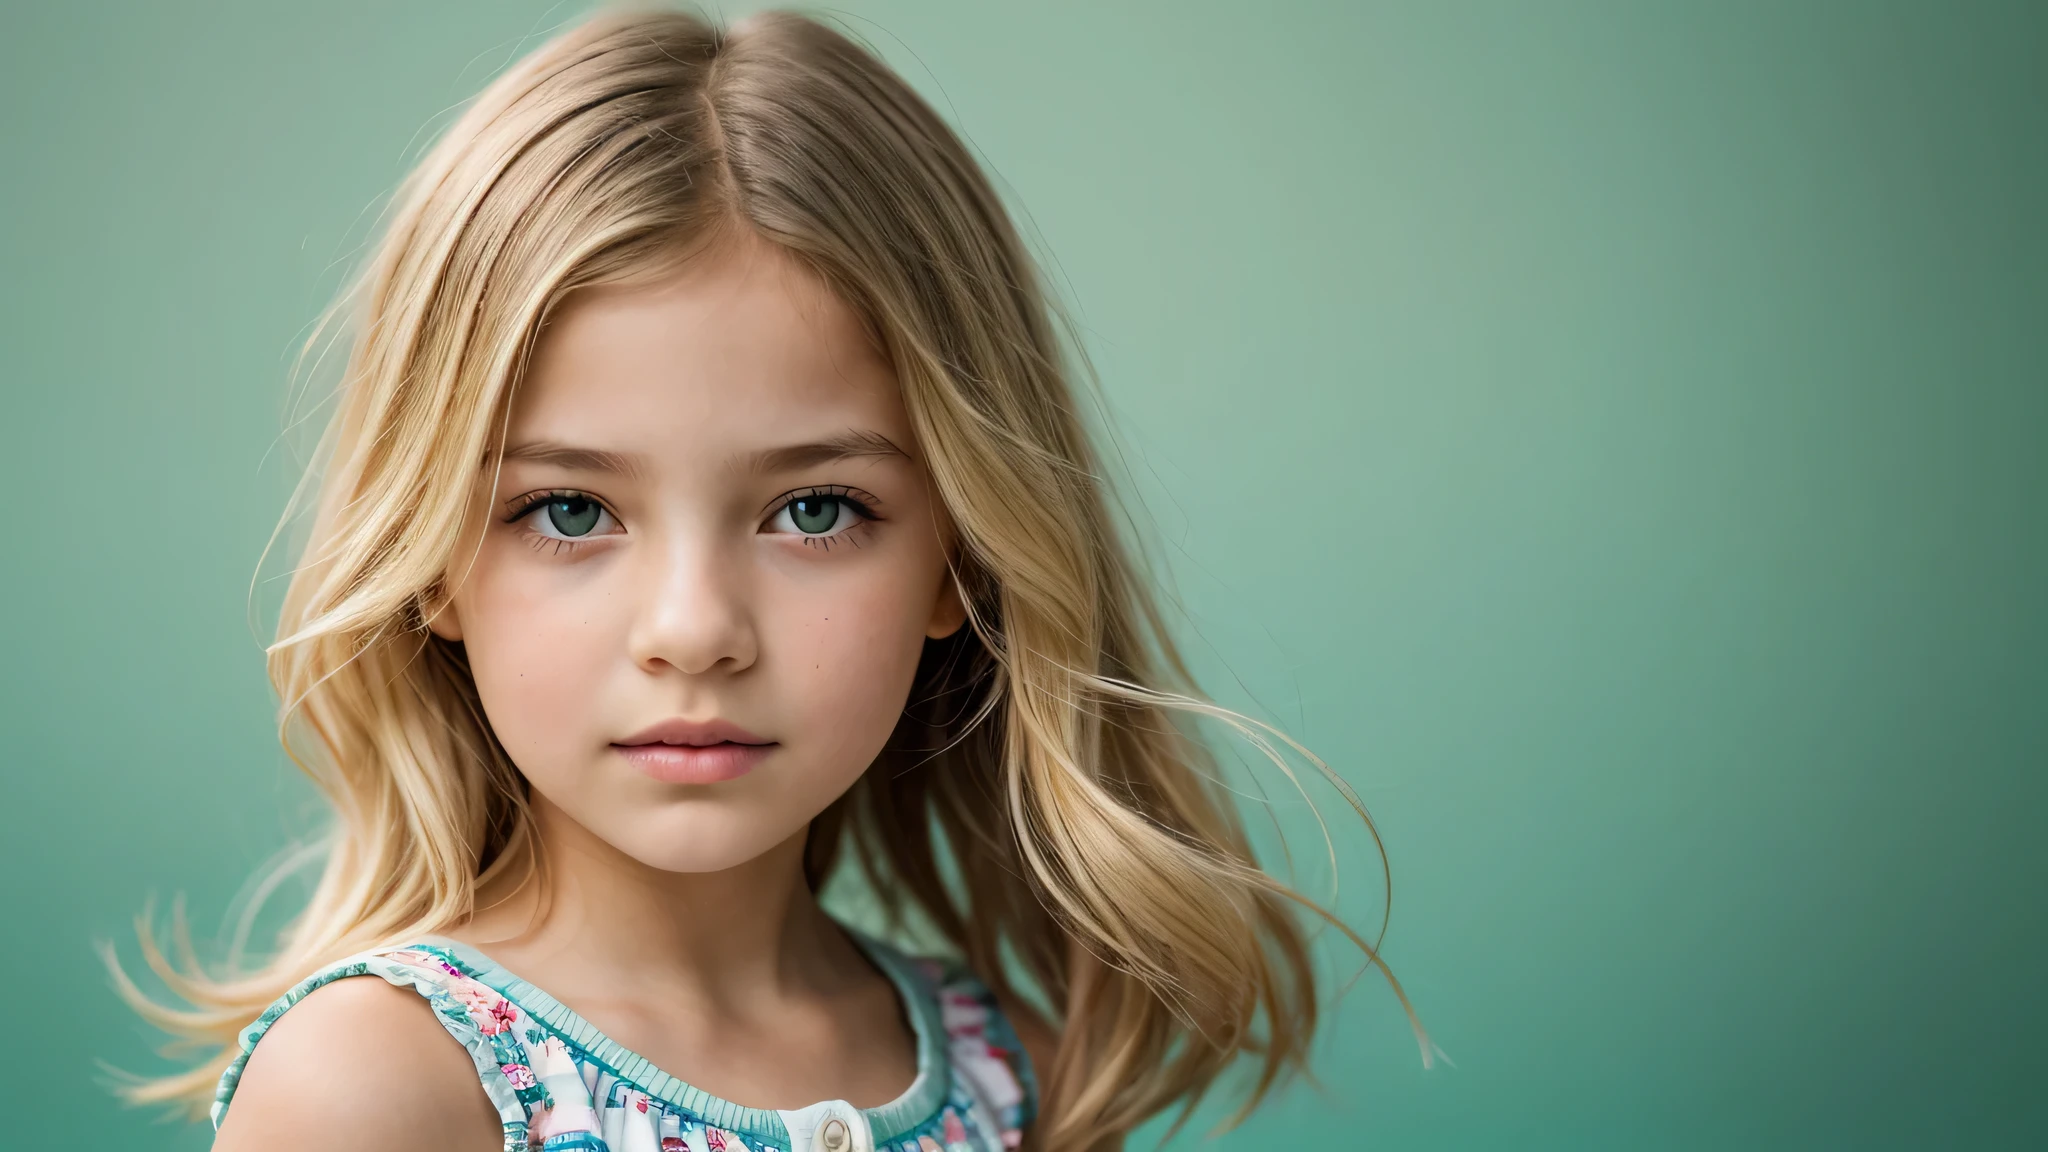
(213, 933, 1035, 1152)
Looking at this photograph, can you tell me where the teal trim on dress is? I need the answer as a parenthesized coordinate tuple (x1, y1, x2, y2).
(415, 928, 950, 1145)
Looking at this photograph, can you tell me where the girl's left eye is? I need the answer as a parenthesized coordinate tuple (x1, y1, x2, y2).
(767, 492, 870, 538)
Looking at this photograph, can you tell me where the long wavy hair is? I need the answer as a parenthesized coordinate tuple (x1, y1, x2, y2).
(112, 8, 1422, 1148)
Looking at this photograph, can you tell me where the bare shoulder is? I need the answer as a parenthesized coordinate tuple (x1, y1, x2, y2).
(212, 974, 502, 1152)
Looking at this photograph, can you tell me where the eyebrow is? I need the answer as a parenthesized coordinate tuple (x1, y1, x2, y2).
(495, 429, 910, 478)
(747, 428, 910, 473)
(498, 441, 647, 477)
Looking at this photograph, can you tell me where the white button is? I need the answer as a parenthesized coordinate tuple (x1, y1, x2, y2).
(777, 1100, 872, 1152)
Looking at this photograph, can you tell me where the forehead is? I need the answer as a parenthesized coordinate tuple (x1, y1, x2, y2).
(508, 236, 906, 453)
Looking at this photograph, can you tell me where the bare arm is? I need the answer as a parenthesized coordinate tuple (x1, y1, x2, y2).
(211, 976, 502, 1152)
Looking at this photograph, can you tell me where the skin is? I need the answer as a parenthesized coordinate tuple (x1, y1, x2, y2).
(215, 231, 1054, 1151)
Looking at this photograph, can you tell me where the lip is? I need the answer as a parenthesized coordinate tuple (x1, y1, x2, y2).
(612, 718, 775, 785)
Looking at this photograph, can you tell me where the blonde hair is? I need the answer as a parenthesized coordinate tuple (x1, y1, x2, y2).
(113, 8, 1421, 1147)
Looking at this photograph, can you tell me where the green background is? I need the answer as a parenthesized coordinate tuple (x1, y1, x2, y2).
(3, 1, 2043, 1147)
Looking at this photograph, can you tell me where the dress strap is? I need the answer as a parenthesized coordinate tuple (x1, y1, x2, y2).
(897, 952, 1039, 1148)
(213, 947, 538, 1152)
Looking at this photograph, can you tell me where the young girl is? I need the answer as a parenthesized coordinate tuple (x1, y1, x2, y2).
(118, 9, 1418, 1151)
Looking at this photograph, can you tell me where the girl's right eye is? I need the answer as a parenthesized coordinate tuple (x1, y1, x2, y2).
(513, 493, 618, 542)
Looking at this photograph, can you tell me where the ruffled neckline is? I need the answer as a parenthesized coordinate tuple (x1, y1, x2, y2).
(411, 930, 950, 1145)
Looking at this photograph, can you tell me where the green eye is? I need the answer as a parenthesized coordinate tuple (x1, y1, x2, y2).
(788, 496, 843, 534)
(536, 496, 598, 537)
(769, 490, 872, 539)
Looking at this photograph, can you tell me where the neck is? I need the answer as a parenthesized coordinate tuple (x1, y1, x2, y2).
(460, 793, 846, 1001)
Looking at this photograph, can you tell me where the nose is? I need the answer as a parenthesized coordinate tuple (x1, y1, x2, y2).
(625, 528, 758, 678)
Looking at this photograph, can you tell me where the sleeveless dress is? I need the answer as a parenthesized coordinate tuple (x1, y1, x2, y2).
(212, 933, 1036, 1152)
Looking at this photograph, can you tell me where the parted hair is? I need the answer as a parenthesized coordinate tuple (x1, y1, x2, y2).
(113, 8, 1420, 1148)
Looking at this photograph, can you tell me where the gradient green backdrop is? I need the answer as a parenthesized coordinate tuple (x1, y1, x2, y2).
(3, 2, 2042, 1148)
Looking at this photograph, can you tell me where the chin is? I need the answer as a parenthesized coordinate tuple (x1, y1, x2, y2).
(608, 815, 806, 875)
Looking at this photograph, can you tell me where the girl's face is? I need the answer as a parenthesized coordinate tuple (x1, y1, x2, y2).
(430, 234, 965, 874)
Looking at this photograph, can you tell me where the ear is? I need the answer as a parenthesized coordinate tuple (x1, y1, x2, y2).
(421, 581, 464, 642)
(925, 570, 969, 640)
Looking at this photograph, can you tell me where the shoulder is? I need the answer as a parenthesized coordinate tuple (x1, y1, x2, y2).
(211, 950, 512, 1152)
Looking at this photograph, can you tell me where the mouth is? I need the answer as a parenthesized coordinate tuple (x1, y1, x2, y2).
(612, 718, 776, 785)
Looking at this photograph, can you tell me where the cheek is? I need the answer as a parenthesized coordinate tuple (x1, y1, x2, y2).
(767, 560, 938, 773)
(455, 546, 621, 771)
